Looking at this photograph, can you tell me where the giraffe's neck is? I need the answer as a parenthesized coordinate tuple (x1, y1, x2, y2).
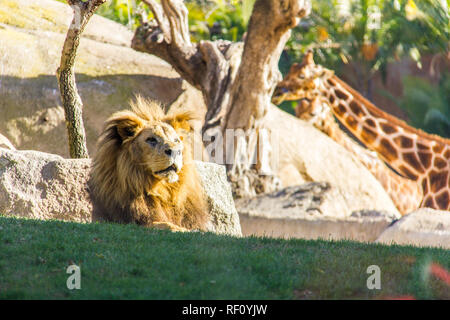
(317, 76, 439, 180)
(316, 75, 450, 210)
(297, 98, 423, 215)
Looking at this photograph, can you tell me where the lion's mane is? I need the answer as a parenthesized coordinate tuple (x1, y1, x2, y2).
(89, 97, 209, 231)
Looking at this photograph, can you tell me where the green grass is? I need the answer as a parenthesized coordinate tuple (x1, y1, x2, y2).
(0, 216, 448, 300)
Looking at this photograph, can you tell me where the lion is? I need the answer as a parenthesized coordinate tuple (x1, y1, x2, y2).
(89, 96, 209, 232)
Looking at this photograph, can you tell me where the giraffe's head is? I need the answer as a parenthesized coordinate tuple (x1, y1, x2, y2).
(272, 51, 334, 105)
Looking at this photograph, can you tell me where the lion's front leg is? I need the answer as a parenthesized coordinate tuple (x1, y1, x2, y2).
(152, 221, 189, 232)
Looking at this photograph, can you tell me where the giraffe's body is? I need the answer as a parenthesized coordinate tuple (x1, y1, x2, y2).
(273, 52, 450, 211)
(295, 97, 423, 215)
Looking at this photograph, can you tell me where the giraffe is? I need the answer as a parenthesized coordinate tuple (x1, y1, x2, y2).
(294, 96, 423, 215)
(272, 51, 450, 211)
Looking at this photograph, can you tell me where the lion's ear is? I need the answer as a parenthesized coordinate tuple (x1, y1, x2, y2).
(165, 111, 197, 133)
(112, 114, 144, 142)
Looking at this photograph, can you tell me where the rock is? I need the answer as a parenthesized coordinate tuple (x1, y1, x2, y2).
(0, 0, 206, 158)
(236, 183, 399, 242)
(375, 208, 450, 249)
(0, 148, 92, 223)
(0, 148, 242, 236)
(0, 134, 15, 150)
(195, 162, 242, 236)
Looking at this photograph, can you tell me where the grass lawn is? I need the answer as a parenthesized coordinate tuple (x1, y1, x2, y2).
(0, 216, 448, 299)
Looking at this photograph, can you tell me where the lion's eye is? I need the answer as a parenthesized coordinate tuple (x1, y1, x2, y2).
(146, 137, 158, 146)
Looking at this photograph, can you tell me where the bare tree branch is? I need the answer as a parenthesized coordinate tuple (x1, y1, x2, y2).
(161, 0, 191, 46)
(57, 0, 106, 158)
(141, 0, 171, 40)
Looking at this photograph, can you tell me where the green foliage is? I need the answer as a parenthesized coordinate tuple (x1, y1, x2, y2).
(186, 0, 254, 42)
(285, 0, 449, 76)
(95, 0, 137, 28)
(384, 73, 450, 138)
(56, 0, 140, 28)
(281, 0, 449, 122)
(55, 0, 254, 41)
(1, 216, 449, 299)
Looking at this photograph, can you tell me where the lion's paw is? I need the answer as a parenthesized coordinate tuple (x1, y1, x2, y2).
(152, 221, 189, 232)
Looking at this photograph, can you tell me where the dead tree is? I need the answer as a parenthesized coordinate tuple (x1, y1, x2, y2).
(132, 0, 311, 197)
(57, 0, 106, 158)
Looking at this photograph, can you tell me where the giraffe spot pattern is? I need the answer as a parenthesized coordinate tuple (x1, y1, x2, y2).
(404, 152, 425, 173)
(360, 127, 378, 145)
(329, 94, 335, 104)
(399, 165, 418, 180)
(417, 143, 429, 150)
(327, 79, 336, 86)
(418, 152, 432, 169)
(429, 170, 447, 193)
(335, 89, 349, 100)
(345, 115, 358, 129)
(423, 196, 435, 208)
(433, 144, 444, 154)
(381, 124, 397, 134)
(422, 179, 428, 195)
(444, 149, 450, 159)
(435, 191, 449, 210)
(349, 101, 365, 117)
(366, 108, 378, 118)
(434, 156, 447, 169)
(394, 136, 413, 148)
(335, 103, 347, 116)
(364, 118, 376, 128)
(380, 138, 398, 162)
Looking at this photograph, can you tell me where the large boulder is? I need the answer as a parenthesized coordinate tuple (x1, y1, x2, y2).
(0, 149, 92, 223)
(0, 0, 205, 158)
(376, 208, 450, 249)
(236, 183, 400, 242)
(0, 148, 242, 236)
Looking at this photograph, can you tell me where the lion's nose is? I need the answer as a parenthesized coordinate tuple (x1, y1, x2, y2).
(165, 148, 181, 157)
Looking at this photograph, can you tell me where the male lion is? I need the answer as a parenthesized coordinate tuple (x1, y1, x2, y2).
(89, 97, 209, 232)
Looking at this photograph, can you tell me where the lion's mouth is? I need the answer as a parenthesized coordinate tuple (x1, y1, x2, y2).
(155, 164, 177, 175)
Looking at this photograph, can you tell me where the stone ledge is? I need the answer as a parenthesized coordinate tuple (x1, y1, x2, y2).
(0, 148, 241, 236)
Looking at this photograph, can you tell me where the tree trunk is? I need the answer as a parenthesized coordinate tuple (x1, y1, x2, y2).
(57, 0, 106, 158)
(132, 0, 311, 197)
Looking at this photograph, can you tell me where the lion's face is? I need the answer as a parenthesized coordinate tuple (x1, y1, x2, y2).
(133, 121, 184, 183)
(96, 99, 196, 186)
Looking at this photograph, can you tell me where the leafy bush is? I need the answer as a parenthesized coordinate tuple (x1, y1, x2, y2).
(56, 0, 253, 41)
(186, 0, 254, 42)
(285, 0, 449, 75)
